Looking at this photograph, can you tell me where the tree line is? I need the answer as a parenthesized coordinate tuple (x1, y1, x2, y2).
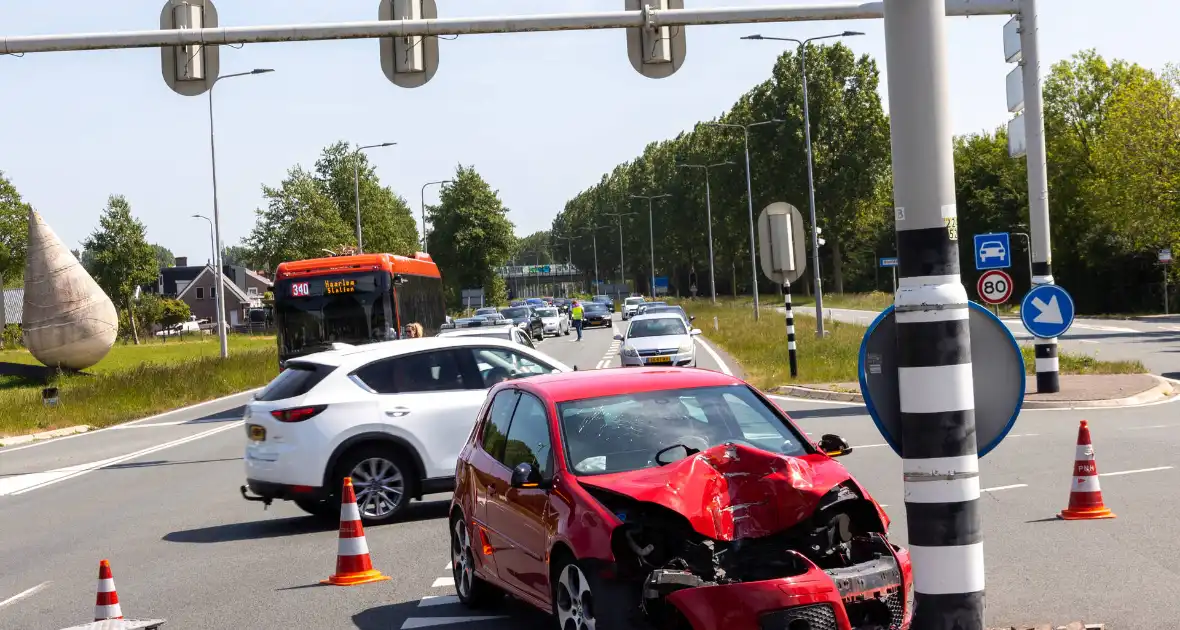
(548, 47, 1180, 314)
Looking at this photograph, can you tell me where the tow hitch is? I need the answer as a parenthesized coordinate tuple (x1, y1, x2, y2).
(239, 485, 273, 509)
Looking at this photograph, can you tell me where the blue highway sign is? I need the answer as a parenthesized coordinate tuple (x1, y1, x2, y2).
(974, 232, 1011, 270)
(879, 257, 898, 268)
(1020, 284, 1075, 338)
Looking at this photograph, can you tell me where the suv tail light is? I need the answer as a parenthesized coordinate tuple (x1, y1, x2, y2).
(271, 405, 327, 423)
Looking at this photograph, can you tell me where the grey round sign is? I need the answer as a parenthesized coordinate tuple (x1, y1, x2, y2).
(858, 302, 1025, 458)
(757, 202, 807, 285)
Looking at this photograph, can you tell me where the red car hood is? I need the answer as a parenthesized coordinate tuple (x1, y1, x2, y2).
(580, 443, 853, 541)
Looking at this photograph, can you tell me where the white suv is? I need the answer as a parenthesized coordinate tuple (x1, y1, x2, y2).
(622, 296, 646, 320)
(240, 337, 571, 524)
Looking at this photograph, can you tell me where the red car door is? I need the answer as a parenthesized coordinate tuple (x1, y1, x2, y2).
(469, 389, 521, 580)
(483, 391, 557, 603)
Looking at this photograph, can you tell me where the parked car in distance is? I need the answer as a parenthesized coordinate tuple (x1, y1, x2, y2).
(448, 368, 910, 630)
(616, 312, 700, 367)
(580, 301, 612, 328)
(636, 300, 667, 316)
(534, 306, 570, 337)
(552, 298, 571, 314)
(473, 307, 500, 317)
(437, 324, 538, 349)
(621, 296, 646, 320)
(499, 306, 545, 341)
(640, 304, 694, 328)
(592, 294, 615, 313)
(240, 337, 571, 525)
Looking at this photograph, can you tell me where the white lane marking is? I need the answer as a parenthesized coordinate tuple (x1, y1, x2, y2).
(694, 337, 732, 376)
(768, 394, 862, 406)
(431, 577, 455, 588)
(852, 443, 889, 449)
(418, 595, 460, 607)
(0, 389, 258, 453)
(1077, 340, 1099, 344)
(108, 420, 191, 429)
(1, 421, 244, 497)
(444, 561, 452, 570)
(402, 617, 508, 629)
(981, 484, 1027, 492)
(1099, 466, 1174, 477)
(1124, 424, 1171, 431)
(0, 581, 51, 610)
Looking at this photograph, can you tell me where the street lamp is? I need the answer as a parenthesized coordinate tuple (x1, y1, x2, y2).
(742, 30, 864, 335)
(554, 233, 577, 297)
(420, 179, 453, 253)
(630, 194, 671, 297)
(604, 211, 638, 295)
(208, 67, 274, 359)
(191, 214, 215, 269)
(353, 142, 397, 253)
(580, 225, 611, 293)
(703, 119, 783, 320)
(677, 160, 734, 302)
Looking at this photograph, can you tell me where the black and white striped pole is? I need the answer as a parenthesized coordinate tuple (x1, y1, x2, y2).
(784, 281, 798, 377)
(884, 1, 984, 628)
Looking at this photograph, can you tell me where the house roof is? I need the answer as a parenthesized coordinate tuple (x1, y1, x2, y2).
(176, 266, 253, 304)
(244, 268, 273, 287)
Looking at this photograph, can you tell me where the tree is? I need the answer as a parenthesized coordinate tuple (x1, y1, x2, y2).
(222, 244, 259, 270)
(134, 292, 165, 337)
(82, 195, 159, 344)
(152, 244, 175, 269)
(514, 230, 553, 264)
(313, 141, 420, 256)
(0, 171, 32, 346)
(159, 298, 192, 339)
(425, 165, 516, 307)
(245, 166, 352, 270)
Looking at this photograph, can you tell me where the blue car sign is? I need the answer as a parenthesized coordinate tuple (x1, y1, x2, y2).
(974, 232, 1011, 271)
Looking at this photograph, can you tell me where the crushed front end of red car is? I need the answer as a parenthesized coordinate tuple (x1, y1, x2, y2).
(577, 443, 913, 630)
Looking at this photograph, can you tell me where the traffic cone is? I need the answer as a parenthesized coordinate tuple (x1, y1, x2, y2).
(94, 559, 123, 621)
(1058, 420, 1116, 520)
(321, 477, 391, 586)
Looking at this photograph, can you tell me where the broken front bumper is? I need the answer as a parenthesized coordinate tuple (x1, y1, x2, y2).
(666, 545, 912, 630)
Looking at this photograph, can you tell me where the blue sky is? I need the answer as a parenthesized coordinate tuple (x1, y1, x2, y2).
(1, 1, 1174, 266)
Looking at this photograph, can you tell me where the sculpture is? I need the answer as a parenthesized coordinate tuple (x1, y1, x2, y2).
(21, 209, 118, 370)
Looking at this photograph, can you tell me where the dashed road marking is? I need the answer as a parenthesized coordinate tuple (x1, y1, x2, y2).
(980, 484, 1027, 492)
(1099, 466, 1174, 477)
(0, 581, 51, 610)
(430, 577, 455, 588)
(399, 560, 507, 629)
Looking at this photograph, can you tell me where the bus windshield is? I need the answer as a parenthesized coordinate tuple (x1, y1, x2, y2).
(274, 271, 393, 358)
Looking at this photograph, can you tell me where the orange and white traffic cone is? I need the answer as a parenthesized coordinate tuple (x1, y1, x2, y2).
(321, 477, 391, 586)
(1058, 420, 1116, 520)
(94, 559, 123, 621)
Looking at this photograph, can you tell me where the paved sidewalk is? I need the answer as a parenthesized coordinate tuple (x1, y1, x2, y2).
(771, 373, 1175, 409)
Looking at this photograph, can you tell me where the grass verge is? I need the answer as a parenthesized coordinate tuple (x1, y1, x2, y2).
(1, 336, 279, 438)
(674, 298, 1146, 388)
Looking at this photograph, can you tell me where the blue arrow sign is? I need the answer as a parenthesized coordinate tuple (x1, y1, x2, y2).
(879, 257, 898, 268)
(1020, 284, 1075, 338)
(974, 232, 1011, 270)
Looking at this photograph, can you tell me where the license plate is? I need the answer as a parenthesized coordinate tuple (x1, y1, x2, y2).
(248, 424, 266, 441)
(646, 356, 672, 364)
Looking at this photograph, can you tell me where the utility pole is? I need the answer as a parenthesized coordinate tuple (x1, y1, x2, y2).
(605, 211, 637, 294)
(704, 119, 782, 320)
(742, 31, 863, 336)
(554, 234, 576, 297)
(630, 193, 671, 297)
(678, 160, 733, 304)
(580, 225, 610, 293)
(353, 142, 397, 253)
(884, 1, 983, 628)
(420, 179, 452, 253)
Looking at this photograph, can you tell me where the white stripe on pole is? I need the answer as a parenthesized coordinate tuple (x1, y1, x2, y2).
(898, 363, 975, 413)
(907, 543, 986, 594)
(904, 475, 980, 504)
(903, 454, 980, 477)
(1035, 357, 1059, 372)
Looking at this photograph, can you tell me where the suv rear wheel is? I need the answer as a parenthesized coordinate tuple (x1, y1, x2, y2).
(335, 445, 417, 525)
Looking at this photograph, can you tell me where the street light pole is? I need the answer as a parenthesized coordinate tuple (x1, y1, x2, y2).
(704, 119, 782, 320)
(554, 234, 576, 296)
(352, 142, 397, 253)
(208, 68, 274, 359)
(630, 194, 671, 296)
(420, 179, 453, 253)
(581, 225, 609, 292)
(742, 31, 864, 336)
(191, 214, 215, 268)
(678, 161, 734, 303)
(605, 212, 637, 295)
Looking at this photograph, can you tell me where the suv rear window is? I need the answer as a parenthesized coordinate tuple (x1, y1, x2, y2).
(256, 362, 331, 401)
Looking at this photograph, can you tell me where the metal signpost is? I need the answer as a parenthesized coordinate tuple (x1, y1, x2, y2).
(879, 256, 898, 291)
(757, 202, 807, 377)
(1160, 248, 1172, 315)
(977, 269, 1014, 305)
(859, 302, 1025, 457)
(4, 1, 1058, 626)
(973, 232, 1012, 271)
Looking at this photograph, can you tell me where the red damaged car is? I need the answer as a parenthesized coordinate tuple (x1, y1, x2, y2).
(448, 367, 913, 629)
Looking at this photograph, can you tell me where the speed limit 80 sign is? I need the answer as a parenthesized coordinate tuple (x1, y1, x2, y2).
(977, 269, 1013, 305)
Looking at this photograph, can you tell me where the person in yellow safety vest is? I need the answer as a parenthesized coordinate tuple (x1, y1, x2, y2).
(571, 300, 584, 341)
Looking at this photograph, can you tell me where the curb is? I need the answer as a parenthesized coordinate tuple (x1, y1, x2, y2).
(770, 375, 1177, 409)
(0, 425, 91, 448)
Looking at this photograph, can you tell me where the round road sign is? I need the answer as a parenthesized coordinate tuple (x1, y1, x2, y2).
(977, 269, 1013, 305)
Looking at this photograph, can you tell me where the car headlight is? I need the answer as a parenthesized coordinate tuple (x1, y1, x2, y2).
(678, 341, 694, 354)
(621, 346, 639, 358)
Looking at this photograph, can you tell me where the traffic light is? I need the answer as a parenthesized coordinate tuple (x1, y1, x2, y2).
(160, 0, 219, 96)
(379, 0, 440, 88)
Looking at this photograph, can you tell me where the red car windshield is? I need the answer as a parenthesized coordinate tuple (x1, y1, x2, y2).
(556, 385, 811, 476)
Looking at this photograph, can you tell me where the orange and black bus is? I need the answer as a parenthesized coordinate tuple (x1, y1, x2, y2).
(272, 252, 446, 364)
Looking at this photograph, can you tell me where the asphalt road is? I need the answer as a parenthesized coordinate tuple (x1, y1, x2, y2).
(822, 306, 1180, 377)
(1, 313, 1175, 629)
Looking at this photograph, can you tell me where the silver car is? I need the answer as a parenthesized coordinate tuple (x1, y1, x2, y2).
(535, 306, 571, 337)
(614, 312, 701, 368)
